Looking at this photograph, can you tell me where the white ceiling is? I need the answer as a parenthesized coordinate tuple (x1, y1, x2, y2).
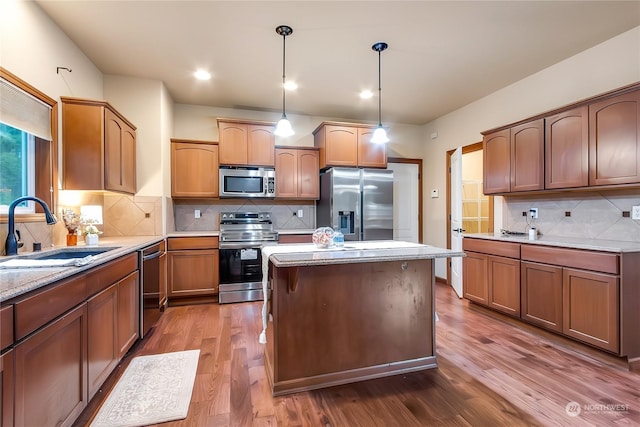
(35, 1, 640, 125)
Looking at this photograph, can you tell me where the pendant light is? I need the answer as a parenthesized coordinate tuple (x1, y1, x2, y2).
(371, 42, 389, 144)
(274, 25, 294, 137)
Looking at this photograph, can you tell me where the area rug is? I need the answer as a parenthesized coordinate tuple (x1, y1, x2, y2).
(90, 349, 200, 427)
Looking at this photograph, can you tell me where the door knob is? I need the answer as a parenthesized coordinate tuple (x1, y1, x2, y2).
(452, 228, 466, 233)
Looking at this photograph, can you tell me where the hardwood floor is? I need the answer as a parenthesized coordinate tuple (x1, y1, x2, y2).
(74, 283, 640, 426)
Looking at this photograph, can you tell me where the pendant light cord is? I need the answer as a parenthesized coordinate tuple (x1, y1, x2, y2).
(281, 32, 287, 117)
(377, 48, 382, 126)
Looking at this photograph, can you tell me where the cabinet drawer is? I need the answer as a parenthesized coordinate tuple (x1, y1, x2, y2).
(168, 236, 219, 250)
(86, 253, 138, 297)
(521, 245, 619, 275)
(1, 305, 13, 350)
(278, 234, 312, 244)
(14, 274, 87, 341)
(462, 238, 520, 259)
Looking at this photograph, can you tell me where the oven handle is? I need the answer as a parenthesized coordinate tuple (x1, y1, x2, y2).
(219, 242, 268, 250)
(142, 250, 163, 261)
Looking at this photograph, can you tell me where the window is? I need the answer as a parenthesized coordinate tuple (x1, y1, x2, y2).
(0, 67, 58, 219)
(0, 123, 36, 213)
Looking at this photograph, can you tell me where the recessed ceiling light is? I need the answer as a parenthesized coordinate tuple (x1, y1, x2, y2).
(360, 90, 373, 99)
(284, 80, 298, 91)
(194, 69, 211, 80)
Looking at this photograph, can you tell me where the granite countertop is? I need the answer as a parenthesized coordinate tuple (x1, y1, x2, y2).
(265, 241, 464, 268)
(0, 236, 163, 303)
(464, 233, 640, 253)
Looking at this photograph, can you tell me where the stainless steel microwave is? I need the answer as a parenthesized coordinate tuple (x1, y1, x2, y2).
(219, 166, 275, 198)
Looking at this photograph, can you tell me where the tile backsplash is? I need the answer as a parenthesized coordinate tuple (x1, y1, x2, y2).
(503, 189, 640, 242)
(173, 199, 316, 231)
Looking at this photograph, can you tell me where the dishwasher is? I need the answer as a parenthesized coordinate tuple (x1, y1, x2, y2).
(139, 240, 166, 338)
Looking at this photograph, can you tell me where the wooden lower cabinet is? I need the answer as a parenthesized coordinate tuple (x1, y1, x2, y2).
(563, 268, 619, 352)
(487, 255, 520, 317)
(87, 284, 118, 400)
(87, 272, 139, 400)
(1, 349, 14, 427)
(521, 261, 563, 333)
(117, 272, 140, 359)
(14, 304, 88, 427)
(168, 248, 219, 298)
(278, 234, 313, 244)
(462, 251, 488, 305)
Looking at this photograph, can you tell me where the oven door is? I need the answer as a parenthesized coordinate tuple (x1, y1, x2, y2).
(218, 246, 264, 303)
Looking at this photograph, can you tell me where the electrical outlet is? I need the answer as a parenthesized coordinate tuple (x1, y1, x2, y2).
(530, 208, 538, 219)
(297, 209, 304, 218)
(632, 206, 640, 220)
(194, 209, 201, 219)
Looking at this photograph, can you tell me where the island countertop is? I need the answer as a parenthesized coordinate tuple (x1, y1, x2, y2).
(264, 241, 464, 268)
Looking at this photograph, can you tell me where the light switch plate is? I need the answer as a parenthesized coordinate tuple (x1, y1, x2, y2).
(632, 206, 640, 220)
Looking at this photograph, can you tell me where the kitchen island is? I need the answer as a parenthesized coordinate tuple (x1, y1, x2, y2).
(261, 241, 463, 396)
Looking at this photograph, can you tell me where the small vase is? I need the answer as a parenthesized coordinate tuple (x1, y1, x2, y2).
(66, 233, 78, 246)
(85, 234, 99, 246)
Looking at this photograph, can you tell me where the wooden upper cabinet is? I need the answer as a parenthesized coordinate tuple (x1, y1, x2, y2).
(589, 89, 640, 186)
(171, 140, 219, 198)
(483, 129, 510, 194)
(62, 97, 137, 194)
(105, 108, 136, 194)
(357, 128, 387, 168)
(248, 125, 276, 166)
(511, 119, 544, 192)
(313, 122, 386, 169)
(275, 148, 319, 199)
(217, 119, 275, 166)
(545, 106, 589, 189)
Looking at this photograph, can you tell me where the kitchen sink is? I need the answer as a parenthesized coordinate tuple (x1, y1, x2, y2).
(28, 247, 120, 260)
(0, 246, 121, 269)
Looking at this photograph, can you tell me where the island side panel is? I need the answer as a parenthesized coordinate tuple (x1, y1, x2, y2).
(267, 259, 436, 395)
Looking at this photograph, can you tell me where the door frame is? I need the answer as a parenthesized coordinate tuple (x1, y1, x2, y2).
(388, 157, 423, 243)
(445, 142, 493, 286)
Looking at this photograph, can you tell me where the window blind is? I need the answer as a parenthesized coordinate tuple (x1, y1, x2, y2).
(0, 77, 52, 140)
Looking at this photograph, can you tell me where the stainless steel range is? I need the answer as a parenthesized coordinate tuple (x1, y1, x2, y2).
(218, 211, 278, 303)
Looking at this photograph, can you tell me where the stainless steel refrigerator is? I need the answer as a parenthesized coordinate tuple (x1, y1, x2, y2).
(317, 168, 393, 241)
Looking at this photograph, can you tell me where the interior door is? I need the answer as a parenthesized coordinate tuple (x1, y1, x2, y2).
(450, 147, 463, 297)
(388, 162, 419, 242)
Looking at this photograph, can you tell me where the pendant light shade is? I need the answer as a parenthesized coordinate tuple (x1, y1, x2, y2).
(274, 25, 295, 137)
(371, 42, 389, 144)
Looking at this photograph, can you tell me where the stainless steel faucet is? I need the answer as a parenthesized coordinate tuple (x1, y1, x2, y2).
(5, 196, 57, 256)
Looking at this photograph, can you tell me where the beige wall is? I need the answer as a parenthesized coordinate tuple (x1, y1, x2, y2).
(422, 26, 640, 277)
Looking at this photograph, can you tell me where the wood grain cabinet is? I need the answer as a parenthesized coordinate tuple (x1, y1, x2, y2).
(313, 122, 387, 169)
(61, 97, 137, 194)
(1, 349, 14, 427)
(171, 139, 219, 198)
(563, 268, 619, 352)
(14, 304, 88, 427)
(278, 234, 313, 244)
(167, 237, 220, 301)
(275, 147, 319, 199)
(483, 120, 544, 195)
(462, 238, 520, 317)
(545, 106, 589, 189)
(217, 118, 275, 166)
(521, 261, 563, 333)
(589, 89, 640, 186)
(87, 268, 139, 399)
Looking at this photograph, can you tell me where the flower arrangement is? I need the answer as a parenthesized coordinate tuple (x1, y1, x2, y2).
(62, 209, 81, 235)
(82, 223, 102, 237)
